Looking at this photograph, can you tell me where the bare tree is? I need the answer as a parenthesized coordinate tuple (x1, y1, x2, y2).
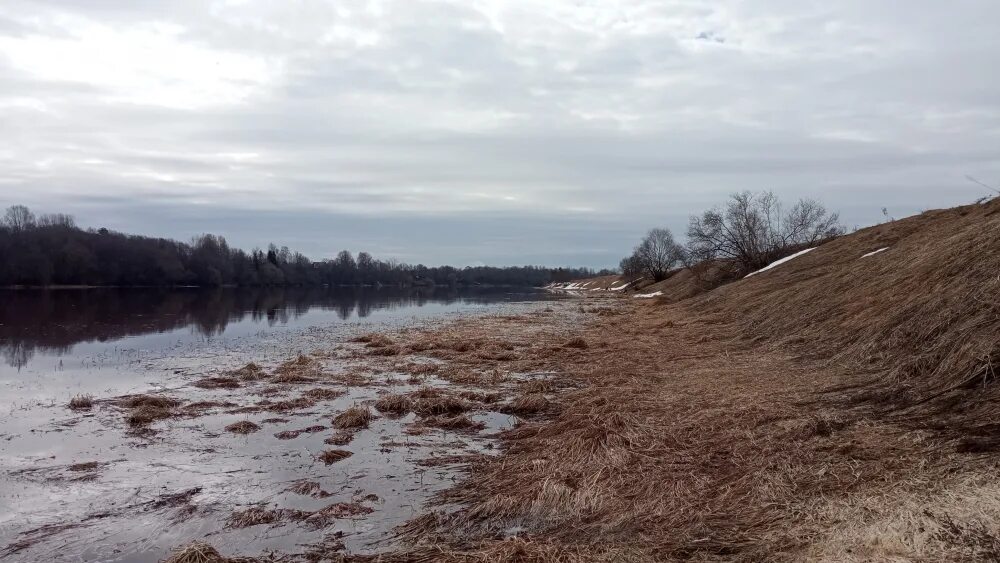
(623, 228, 684, 282)
(687, 191, 844, 275)
(619, 253, 643, 280)
(37, 213, 77, 228)
(3, 205, 36, 232)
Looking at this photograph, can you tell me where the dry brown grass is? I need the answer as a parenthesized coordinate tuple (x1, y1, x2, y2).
(375, 393, 412, 415)
(504, 393, 549, 415)
(177, 202, 1000, 562)
(271, 354, 323, 383)
(224, 420, 261, 434)
(332, 406, 374, 429)
(67, 394, 93, 410)
(563, 337, 589, 349)
(520, 379, 554, 394)
(318, 449, 353, 464)
(346, 202, 1000, 561)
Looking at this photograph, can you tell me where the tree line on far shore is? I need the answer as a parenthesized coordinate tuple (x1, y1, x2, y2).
(621, 190, 846, 283)
(0, 205, 605, 288)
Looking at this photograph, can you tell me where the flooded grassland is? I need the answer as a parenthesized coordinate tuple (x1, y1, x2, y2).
(0, 289, 584, 562)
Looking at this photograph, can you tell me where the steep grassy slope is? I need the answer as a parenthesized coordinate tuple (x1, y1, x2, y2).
(684, 196, 1000, 441)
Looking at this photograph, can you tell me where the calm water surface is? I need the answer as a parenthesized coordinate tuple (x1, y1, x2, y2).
(0, 286, 556, 405)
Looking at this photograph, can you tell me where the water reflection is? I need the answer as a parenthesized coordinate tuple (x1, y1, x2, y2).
(0, 286, 547, 369)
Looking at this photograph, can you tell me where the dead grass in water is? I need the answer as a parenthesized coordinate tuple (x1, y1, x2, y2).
(227, 362, 267, 381)
(192, 376, 241, 390)
(332, 406, 374, 429)
(67, 394, 93, 410)
(375, 393, 412, 415)
(317, 449, 353, 464)
(224, 420, 261, 434)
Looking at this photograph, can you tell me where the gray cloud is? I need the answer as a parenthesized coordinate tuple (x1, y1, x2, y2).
(1, 0, 998, 268)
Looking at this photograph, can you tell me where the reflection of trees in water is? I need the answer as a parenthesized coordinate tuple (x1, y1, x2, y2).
(2, 341, 34, 371)
(0, 286, 542, 368)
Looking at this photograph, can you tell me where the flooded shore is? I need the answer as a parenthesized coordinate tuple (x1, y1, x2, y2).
(0, 288, 577, 562)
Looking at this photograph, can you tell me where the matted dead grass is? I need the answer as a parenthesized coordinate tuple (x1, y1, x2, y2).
(317, 449, 353, 464)
(227, 362, 267, 381)
(375, 393, 412, 415)
(119, 394, 181, 409)
(224, 420, 261, 434)
(163, 541, 230, 563)
(412, 395, 472, 416)
(503, 393, 549, 415)
(417, 414, 486, 432)
(193, 376, 240, 390)
(332, 406, 374, 429)
(126, 404, 173, 427)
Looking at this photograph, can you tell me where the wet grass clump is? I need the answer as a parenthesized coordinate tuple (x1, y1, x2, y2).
(68, 394, 94, 410)
(332, 406, 373, 429)
(413, 396, 471, 416)
(225, 420, 261, 434)
(318, 449, 353, 465)
(193, 376, 240, 390)
(163, 541, 228, 563)
(126, 405, 173, 427)
(120, 394, 181, 409)
(563, 337, 589, 349)
(68, 461, 100, 472)
(228, 506, 282, 528)
(228, 362, 267, 381)
(303, 387, 345, 401)
(375, 393, 412, 415)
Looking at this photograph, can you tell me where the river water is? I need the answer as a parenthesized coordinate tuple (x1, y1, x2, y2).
(0, 287, 561, 561)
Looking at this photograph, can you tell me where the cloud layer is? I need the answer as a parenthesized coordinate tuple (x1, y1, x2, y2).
(2, 0, 998, 266)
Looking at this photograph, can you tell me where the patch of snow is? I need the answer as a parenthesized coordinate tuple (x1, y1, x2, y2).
(861, 247, 890, 258)
(609, 283, 629, 291)
(633, 291, 663, 299)
(744, 247, 817, 278)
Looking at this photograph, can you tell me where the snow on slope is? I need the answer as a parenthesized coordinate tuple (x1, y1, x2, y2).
(744, 248, 816, 278)
(861, 247, 890, 258)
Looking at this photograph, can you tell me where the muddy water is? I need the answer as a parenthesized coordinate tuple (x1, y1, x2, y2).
(0, 287, 560, 561)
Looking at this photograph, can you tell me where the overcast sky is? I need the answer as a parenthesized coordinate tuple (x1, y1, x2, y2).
(1, 1, 998, 268)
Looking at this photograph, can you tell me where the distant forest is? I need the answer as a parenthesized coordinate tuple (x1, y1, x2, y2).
(0, 205, 606, 287)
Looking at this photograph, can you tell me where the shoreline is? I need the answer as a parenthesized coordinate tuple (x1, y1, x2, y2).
(6, 285, 995, 562)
